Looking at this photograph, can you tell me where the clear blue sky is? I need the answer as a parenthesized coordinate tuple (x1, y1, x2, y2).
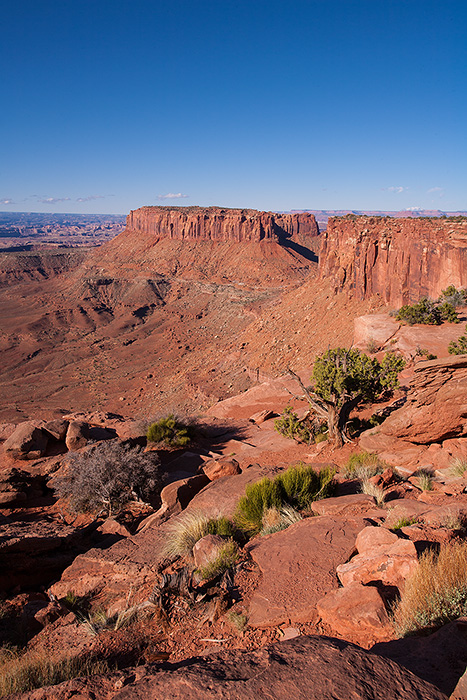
(1, 0, 466, 214)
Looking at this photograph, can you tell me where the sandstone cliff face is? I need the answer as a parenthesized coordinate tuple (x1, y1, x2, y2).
(319, 216, 467, 305)
(126, 206, 318, 243)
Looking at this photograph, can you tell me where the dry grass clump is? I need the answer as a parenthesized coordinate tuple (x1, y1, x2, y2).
(343, 451, 385, 480)
(450, 457, 467, 477)
(0, 648, 109, 697)
(360, 479, 386, 507)
(415, 468, 434, 491)
(260, 505, 303, 535)
(163, 511, 235, 559)
(393, 541, 467, 637)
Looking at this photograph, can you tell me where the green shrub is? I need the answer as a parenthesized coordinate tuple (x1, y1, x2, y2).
(146, 414, 193, 447)
(234, 464, 336, 535)
(395, 296, 459, 325)
(393, 541, 467, 636)
(392, 516, 418, 530)
(439, 285, 467, 307)
(448, 325, 467, 355)
(274, 406, 313, 444)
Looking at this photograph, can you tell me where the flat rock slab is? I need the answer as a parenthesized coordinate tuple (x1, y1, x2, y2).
(312, 493, 377, 517)
(246, 515, 366, 627)
(15, 635, 447, 700)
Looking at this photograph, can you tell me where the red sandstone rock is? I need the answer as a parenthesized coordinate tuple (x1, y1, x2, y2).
(12, 635, 447, 700)
(355, 525, 399, 553)
(65, 420, 89, 451)
(248, 409, 277, 424)
(320, 215, 467, 305)
(336, 538, 418, 589)
(193, 534, 225, 569)
(3, 421, 49, 459)
(316, 582, 393, 647)
(311, 493, 376, 517)
(202, 456, 241, 481)
(246, 516, 366, 627)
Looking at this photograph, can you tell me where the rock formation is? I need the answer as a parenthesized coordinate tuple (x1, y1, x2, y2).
(125, 206, 318, 243)
(319, 216, 467, 305)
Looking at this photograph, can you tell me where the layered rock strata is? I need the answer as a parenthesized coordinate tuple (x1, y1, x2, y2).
(126, 206, 318, 243)
(319, 216, 467, 305)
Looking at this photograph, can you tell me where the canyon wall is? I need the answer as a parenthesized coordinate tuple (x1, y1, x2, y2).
(125, 206, 318, 243)
(319, 216, 467, 306)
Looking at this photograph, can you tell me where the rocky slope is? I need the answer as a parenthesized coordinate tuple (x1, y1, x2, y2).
(319, 216, 467, 306)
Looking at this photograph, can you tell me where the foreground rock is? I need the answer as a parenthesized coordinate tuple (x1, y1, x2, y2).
(14, 635, 447, 700)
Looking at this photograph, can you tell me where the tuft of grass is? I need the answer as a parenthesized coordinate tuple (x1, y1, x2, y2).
(360, 479, 386, 507)
(392, 516, 418, 530)
(163, 511, 236, 559)
(196, 540, 239, 581)
(260, 505, 303, 536)
(234, 464, 335, 535)
(416, 469, 434, 491)
(393, 541, 467, 636)
(450, 457, 467, 477)
(0, 649, 109, 697)
(343, 452, 384, 480)
(227, 610, 248, 634)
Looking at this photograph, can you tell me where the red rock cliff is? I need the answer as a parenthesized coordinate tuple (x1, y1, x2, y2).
(319, 216, 467, 305)
(126, 206, 318, 243)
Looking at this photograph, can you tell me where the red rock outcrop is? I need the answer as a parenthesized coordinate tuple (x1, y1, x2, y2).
(126, 206, 318, 243)
(319, 216, 467, 305)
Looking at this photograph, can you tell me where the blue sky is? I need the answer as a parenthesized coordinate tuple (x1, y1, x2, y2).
(1, 0, 466, 214)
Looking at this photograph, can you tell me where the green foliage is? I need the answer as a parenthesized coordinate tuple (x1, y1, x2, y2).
(234, 463, 336, 535)
(312, 348, 405, 409)
(196, 540, 239, 581)
(392, 517, 418, 530)
(395, 296, 459, 325)
(227, 610, 248, 633)
(56, 441, 162, 517)
(448, 325, 467, 355)
(439, 285, 467, 307)
(274, 406, 313, 444)
(146, 414, 193, 447)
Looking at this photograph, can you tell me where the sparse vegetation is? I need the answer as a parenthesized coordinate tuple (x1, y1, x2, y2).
(289, 348, 405, 446)
(234, 463, 335, 535)
(448, 325, 467, 355)
(260, 504, 303, 535)
(274, 406, 315, 444)
(196, 540, 239, 581)
(146, 414, 193, 447)
(164, 511, 236, 559)
(395, 296, 459, 326)
(439, 285, 467, 307)
(0, 649, 110, 697)
(343, 451, 385, 480)
(392, 516, 418, 530)
(56, 441, 163, 517)
(227, 610, 248, 634)
(416, 469, 434, 491)
(393, 541, 467, 636)
(450, 457, 467, 477)
(360, 479, 386, 507)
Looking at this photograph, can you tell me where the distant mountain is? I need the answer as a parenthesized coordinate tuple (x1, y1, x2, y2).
(283, 209, 467, 230)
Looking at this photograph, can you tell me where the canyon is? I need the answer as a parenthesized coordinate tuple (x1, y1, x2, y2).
(1, 206, 467, 699)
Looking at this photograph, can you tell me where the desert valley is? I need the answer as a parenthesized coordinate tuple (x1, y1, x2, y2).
(1, 206, 467, 699)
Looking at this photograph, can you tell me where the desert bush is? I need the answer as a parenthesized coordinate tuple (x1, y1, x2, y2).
(0, 649, 109, 697)
(416, 469, 434, 491)
(163, 511, 236, 559)
(196, 540, 239, 581)
(234, 464, 335, 535)
(450, 456, 467, 477)
(366, 337, 379, 354)
(395, 296, 459, 325)
(146, 414, 193, 447)
(439, 285, 467, 307)
(56, 441, 163, 517)
(274, 406, 316, 444)
(393, 541, 467, 636)
(343, 451, 384, 480)
(448, 325, 467, 355)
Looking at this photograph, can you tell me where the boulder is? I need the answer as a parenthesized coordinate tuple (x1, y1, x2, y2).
(158, 473, 210, 517)
(336, 538, 418, 589)
(246, 515, 366, 628)
(65, 420, 89, 451)
(355, 525, 399, 553)
(248, 409, 277, 424)
(12, 634, 447, 700)
(317, 582, 393, 647)
(193, 534, 225, 570)
(3, 421, 49, 459)
(202, 456, 241, 481)
(311, 494, 377, 517)
(44, 419, 69, 442)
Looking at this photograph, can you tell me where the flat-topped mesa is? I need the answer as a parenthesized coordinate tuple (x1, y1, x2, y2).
(319, 215, 467, 306)
(126, 206, 318, 243)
